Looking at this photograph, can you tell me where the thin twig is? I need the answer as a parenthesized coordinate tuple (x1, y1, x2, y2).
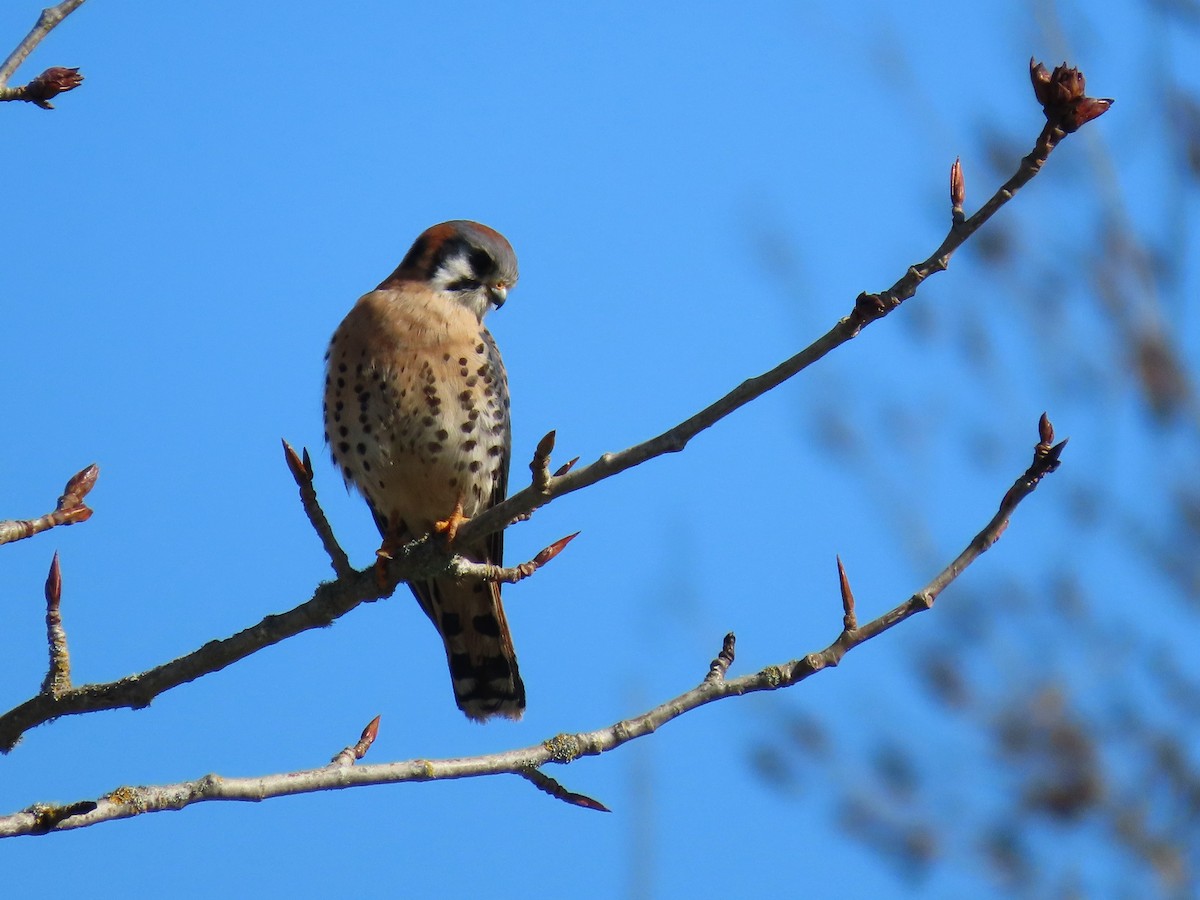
(0, 0, 87, 91)
(519, 768, 610, 812)
(837, 556, 857, 633)
(452, 107, 1088, 554)
(329, 715, 381, 768)
(703, 633, 736, 684)
(0, 415, 1062, 837)
(0, 564, 392, 753)
(283, 441, 353, 579)
(0, 62, 1105, 758)
(451, 532, 579, 585)
(40, 553, 70, 696)
(0, 464, 98, 546)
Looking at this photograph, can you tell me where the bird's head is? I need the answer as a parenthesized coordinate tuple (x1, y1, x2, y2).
(381, 220, 518, 320)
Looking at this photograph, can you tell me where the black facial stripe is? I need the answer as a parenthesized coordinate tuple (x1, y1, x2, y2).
(446, 277, 482, 292)
(467, 246, 495, 279)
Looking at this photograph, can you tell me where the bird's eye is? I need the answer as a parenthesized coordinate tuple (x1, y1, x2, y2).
(446, 277, 482, 292)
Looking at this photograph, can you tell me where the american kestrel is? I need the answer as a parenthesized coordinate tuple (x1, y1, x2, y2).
(323, 220, 523, 720)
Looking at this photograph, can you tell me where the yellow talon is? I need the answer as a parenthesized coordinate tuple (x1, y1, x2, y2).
(433, 495, 469, 543)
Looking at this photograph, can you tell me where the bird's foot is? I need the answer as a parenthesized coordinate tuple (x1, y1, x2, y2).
(373, 535, 401, 589)
(433, 495, 469, 543)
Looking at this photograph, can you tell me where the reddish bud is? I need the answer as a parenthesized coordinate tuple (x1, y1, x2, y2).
(565, 792, 611, 813)
(1066, 97, 1113, 131)
(360, 714, 381, 746)
(553, 457, 580, 478)
(950, 157, 965, 214)
(282, 440, 310, 484)
(25, 66, 84, 109)
(523, 768, 612, 812)
(1030, 59, 1112, 133)
(45, 552, 62, 608)
(1038, 412, 1054, 446)
(535, 430, 557, 460)
(534, 532, 580, 567)
(354, 714, 382, 759)
(60, 464, 99, 508)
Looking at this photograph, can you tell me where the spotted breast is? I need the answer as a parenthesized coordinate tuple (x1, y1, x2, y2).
(323, 220, 523, 720)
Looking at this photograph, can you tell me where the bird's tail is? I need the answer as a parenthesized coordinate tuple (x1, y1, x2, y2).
(412, 577, 525, 721)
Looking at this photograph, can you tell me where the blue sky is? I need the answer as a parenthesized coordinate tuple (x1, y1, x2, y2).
(3, 1, 1196, 896)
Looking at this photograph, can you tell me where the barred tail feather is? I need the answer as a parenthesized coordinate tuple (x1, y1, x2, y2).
(412, 577, 525, 721)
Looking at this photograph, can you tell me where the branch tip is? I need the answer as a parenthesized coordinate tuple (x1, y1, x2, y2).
(41, 552, 71, 695)
(45, 552, 62, 608)
(950, 157, 965, 221)
(836, 555, 857, 631)
(552, 457, 580, 478)
(704, 632, 736, 683)
(531, 430, 558, 491)
(283, 439, 353, 578)
(22, 65, 83, 108)
(1029, 58, 1112, 133)
(533, 531, 580, 567)
(282, 439, 310, 485)
(520, 768, 610, 813)
(330, 714, 382, 767)
(534, 430, 556, 459)
(1038, 411, 1054, 445)
(61, 464, 98, 506)
(358, 714, 381, 753)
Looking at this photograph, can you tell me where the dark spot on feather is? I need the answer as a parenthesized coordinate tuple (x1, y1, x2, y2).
(472, 613, 501, 637)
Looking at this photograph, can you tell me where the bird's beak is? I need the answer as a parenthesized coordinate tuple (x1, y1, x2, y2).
(490, 285, 508, 308)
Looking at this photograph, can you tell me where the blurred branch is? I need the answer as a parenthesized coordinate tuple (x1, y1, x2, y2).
(0, 416, 1062, 836)
(0, 464, 98, 546)
(0, 0, 86, 106)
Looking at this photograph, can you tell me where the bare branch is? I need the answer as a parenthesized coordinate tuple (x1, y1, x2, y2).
(0, 415, 1062, 837)
(0, 464, 98, 546)
(0, 565, 391, 753)
(0, 517, 570, 752)
(452, 64, 1107, 554)
(703, 632, 736, 684)
(283, 440, 353, 579)
(0, 61, 1101, 763)
(0, 0, 87, 102)
(451, 532, 580, 585)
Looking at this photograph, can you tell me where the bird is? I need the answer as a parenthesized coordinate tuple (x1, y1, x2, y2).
(323, 220, 524, 721)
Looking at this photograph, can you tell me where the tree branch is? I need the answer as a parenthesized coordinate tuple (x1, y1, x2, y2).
(0, 464, 98, 546)
(0, 0, 87, 105)
(451, 63, 1108, 553)
(0, 61, 1108, 753)
(0, 415, 1063, 837)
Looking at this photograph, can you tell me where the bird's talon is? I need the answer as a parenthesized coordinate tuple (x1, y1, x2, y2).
(373, 555, 390, 589)
(434, 496, 469, 543)
(374, 537, 400, 589)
